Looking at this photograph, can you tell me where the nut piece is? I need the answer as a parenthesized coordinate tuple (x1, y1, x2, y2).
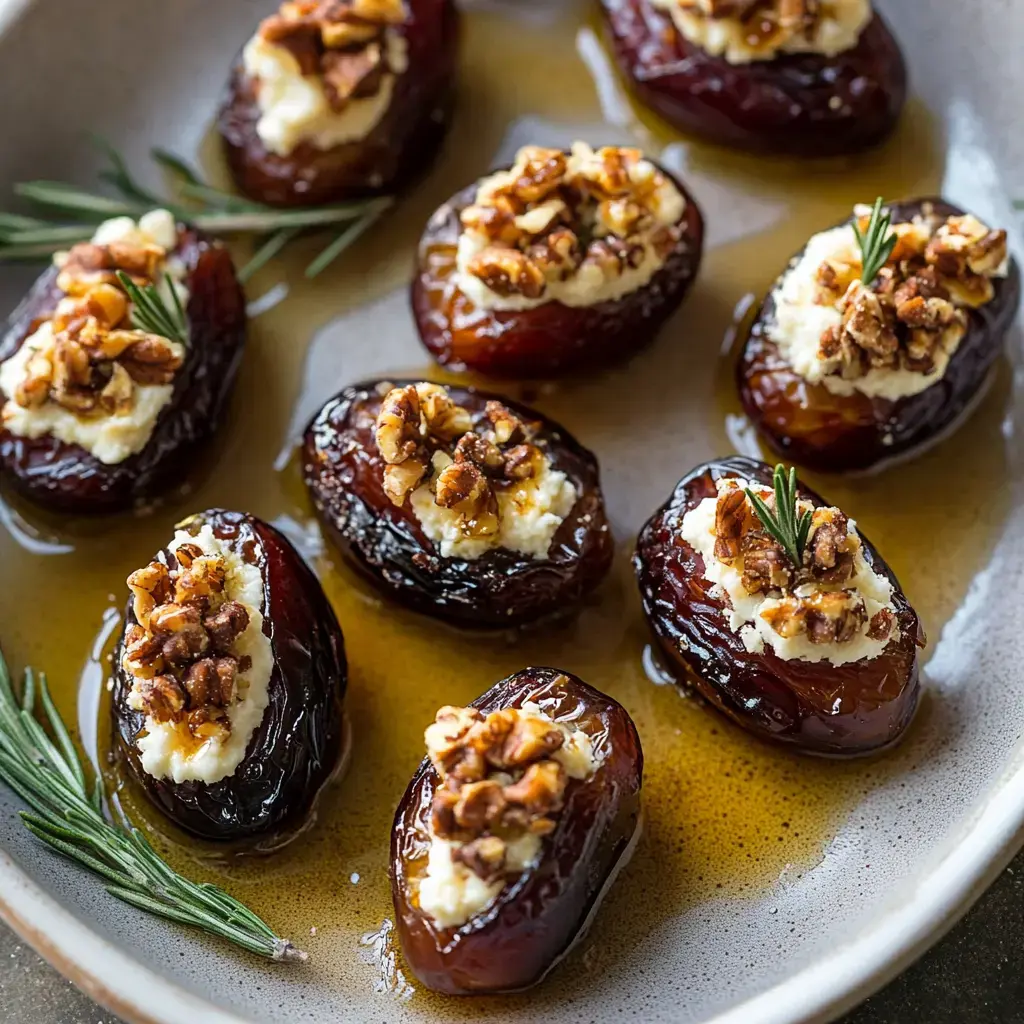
(760, 590, 868, 644)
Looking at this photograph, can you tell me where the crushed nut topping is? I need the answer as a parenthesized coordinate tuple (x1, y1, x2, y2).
(374, 382, 548, 542)
(5, 238, 183, 421)
(424, 699, 582, 883)
(257, 0, 407, 111)
(458, 142, 685, 304)
(815, 208, 1007, 382)
(123, 544, 253, 743)
(710, 480, 894, 646)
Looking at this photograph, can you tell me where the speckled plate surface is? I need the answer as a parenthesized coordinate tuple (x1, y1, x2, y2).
(1, 1, 1023, 1023)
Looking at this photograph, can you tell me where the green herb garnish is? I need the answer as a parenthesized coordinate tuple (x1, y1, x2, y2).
(115, 270, 188, 346)
(0, 649, 307, 963)
(745, 464, 812, 569)
(853, 196, 898, 286)
(0, 138, 391, 281)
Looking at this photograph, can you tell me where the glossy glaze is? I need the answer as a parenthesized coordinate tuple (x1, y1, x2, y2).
(737, 199, 1023, 472)
(599, 0, 906, 156)
(301, 381, 614, 626)
(0, 229, 246, 514)
(111, 509, 347, 843)
(218, 0, 459, 206)
(635, 456, 924, 756)
(391, 667, 643, 994)
(413, 169, 704, 378)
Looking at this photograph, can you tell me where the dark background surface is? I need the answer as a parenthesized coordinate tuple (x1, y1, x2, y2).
(3, 847, 1024, 1024)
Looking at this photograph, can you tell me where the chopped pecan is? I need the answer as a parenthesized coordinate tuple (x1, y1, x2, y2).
(135, 675, 187, 724)
(183, 657, 238, 709)
(149, 603, 208, 666)
(760, 590, 868, 644)
(713, 486, 747, 564)
(204, 601, 251, 653)
(808, 508, 854, 584)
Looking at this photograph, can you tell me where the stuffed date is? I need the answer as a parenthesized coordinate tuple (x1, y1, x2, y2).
(111, 508, 348, 842)
(738, 198, 1020, 472)
(218, 0, 459, 207)
(390, 667, 643, 994)
(302, 380, 614, 627)
(599, 0, 906, 157)
(412, 141, 704, 378)
(635, 456, 924, 756)
(0, 210, 246, 515)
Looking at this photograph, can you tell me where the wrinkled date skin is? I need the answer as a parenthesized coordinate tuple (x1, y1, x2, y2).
(218, 0, 459, 207)
(635, 456, 923, 757)
(738, 199, 1023, 472)
(0, 229, 246, 514)
(412, 171, 704, 378)
(599, 0, 906, 157)
(302, 381, 614, 627)
(391, 667, 643, 994)
(111, 509, 348, 843)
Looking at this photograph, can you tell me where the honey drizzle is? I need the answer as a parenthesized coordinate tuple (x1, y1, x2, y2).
(0, 0, 1011, 1008)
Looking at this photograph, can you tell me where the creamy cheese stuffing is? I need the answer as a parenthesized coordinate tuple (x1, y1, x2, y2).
(411, 449, 577, 561)
(418, 703, 601, 929)
(649, 0, 871, 64)
(126, 524, 273, 785)
(766, 210, 1009, 401)
(0, 211, 187, 464)
(681, 479, 898, 665)
(455, 141, 686, 312)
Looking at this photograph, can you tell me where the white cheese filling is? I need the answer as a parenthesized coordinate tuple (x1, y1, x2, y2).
(418, 704, 601, 930)
(681, 479, 898, 665)
(127, 524, 274, 785)
(243, 30, 408, 157)
(455, 141, 686, 312)
(0, 210, 188, 465)
(410, 449, 578, 561)
(649, 0, 871, 64)
(766, 220, 1008, 402)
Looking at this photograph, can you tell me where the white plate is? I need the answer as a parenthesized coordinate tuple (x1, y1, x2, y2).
(0, 1, 1022, 1023)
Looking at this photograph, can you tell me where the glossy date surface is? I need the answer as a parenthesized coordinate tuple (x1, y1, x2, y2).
(218, 0, 459, 207)
(412, 172, 704, 379)
(599, 0, 906, 157)
(635, 456, 923, 757)
(301, 381, 614, 628)
(390, 667, 643, 994)
(738, 199, 1022, 472)
(0, 229, 247, 515)
(111, 509, 348, 843)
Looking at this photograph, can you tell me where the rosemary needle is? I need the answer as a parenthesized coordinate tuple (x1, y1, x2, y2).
(745, 464, 813, 569)
(0, 648, 307, 963)
(854, 196, 899, 286)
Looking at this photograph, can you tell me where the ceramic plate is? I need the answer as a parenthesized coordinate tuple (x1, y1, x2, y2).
(1, 1, 1023, 1022)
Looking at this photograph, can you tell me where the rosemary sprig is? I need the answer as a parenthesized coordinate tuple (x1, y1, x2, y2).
(745, 464, 813, 569)
(0, 140, 390, 280)
(0, 649, 307, 963)
(115, 271, 189, 346)
(853, 196, 898, 285)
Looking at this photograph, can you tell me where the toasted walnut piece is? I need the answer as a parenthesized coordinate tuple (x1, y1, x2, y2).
(503, 147, 568, 205)
(484, 400, 525, 446)
(499, 715, 564, 769)
(527, 227, 582, 282)
(713, 486, 748, 564)
(867, 607, 895, 641)
(419, 384, 473, 439)
(453, 779, 507, 832)
(503, 760, 567, 816)
(453, 835, 507, 883)
(761, 590, 868, 644)
(321, 43, 386, 109)
(376, 384, 423, 463)
(465, 246, 546, 299)
(425, 705, 485, 773)
(127, 561, 172, 630)
(187, 706, 232, 741)
(173, 543, 205, 570)
(149, 602, 209, 665)
(173, 555, 227, 609)
(136, 675, 187, 724)
(119, 335, 184, 386)
(183, 657, 238, 709)
(808, 507, 854, 585)
(98, 363, 135, 415)
(204, 601, 251, 653)
(433, 458, 501, 539)
(740, 532, 793, 595)
(502, 444, 541, 482)
(122, 623, 165, 679)
(84, 283, 130, 329)
(462, 709, 517, 764)
(12, 350, 54, 409)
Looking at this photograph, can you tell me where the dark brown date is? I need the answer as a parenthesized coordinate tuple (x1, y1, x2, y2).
(738, 199, 1022, 472)
(111, 509, 348, 843)
(302, 381, 614, 627)
(599, 0, 906, 157)
(390, 667, 643, 994)
(634, 456, 923, 756)
(0, 228, 246, 515)
(218, 0, 459, 207)
(412, 170, 704, 379)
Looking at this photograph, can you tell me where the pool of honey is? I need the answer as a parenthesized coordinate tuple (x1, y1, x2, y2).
(0, 0, 1013, 1008)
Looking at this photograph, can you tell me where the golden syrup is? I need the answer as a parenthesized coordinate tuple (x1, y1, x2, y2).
(0, 0, 1002, 1006)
